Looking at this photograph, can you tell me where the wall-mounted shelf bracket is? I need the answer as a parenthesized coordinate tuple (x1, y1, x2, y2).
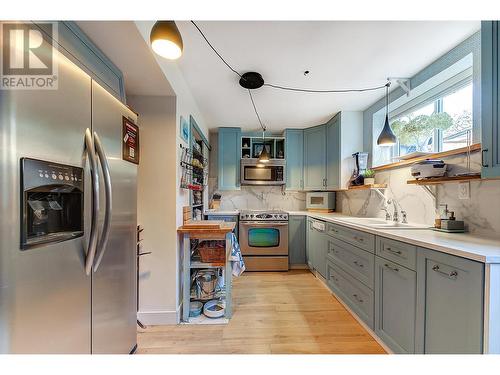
(388, 77, 411, 97)
(420, 185, 438, 209)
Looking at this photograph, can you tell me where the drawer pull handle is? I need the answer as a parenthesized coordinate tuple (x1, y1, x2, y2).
(386, 247, 402, 255)
(384, 263, 399, 272)
(353, 260, 364, 268)
(352, 294, 364, 303)
(354, 236, 364, 242)
(432, 265, 458, 279)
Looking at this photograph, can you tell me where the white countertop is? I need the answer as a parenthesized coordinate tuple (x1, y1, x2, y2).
(204, 209, 240, 215)
(290, 211, 500, 264)
(204, 209, 500, 263)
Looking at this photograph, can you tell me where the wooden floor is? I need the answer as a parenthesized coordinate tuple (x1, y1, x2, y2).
(137, 270, 386, 354)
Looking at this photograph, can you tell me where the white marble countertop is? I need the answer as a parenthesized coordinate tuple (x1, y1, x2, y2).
(289, 211, 500, 264)
(202, 209, 500, 263)
(204, 209, 240, 215)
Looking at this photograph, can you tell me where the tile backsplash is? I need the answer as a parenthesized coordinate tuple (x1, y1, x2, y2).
(337, 152, 500, 235)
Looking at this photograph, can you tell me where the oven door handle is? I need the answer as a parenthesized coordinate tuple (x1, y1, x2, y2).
(240, 221, 289, 226)
(84, 128, 99, 276)
(92, 132, 112, 272)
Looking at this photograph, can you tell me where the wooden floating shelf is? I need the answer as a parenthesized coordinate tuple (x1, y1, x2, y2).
(348, 184, 387, 190)
(407, 175, 482, 185)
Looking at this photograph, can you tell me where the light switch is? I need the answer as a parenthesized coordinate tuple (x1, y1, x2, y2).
(458, 181, 470, 200)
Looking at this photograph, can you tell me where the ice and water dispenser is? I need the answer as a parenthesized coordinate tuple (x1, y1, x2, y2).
(20, 158, 84, 250)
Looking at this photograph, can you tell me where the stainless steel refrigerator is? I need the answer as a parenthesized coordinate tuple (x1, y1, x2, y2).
(0, 49, 138, 353)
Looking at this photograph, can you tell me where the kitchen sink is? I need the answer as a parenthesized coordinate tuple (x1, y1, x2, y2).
(336, 217, 429, 230)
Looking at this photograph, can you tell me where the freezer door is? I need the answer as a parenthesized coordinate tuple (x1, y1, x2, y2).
(91, 81, 137, 354)
(0, 50, 92, 353)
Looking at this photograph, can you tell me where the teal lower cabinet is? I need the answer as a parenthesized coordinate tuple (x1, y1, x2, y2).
(327, 260, 374, 328)
(308, 219, 328, 277)
(415, 247, 484, 354)
(306, 218, 314, 269)
(288, 216, 306, 266)
(374, 256, 416, 354)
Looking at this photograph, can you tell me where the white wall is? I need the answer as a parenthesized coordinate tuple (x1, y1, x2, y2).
(128, 95, 178, 324)
(133, 21, 210, 322)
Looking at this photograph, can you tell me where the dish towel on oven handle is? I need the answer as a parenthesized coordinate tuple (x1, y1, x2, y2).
(230, 232, 245, 277)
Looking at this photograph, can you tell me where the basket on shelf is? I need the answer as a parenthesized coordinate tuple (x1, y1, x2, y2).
(198, 240, 225, 263)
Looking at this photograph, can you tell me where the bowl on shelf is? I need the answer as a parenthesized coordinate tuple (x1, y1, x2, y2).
(189, 301, 203, 317)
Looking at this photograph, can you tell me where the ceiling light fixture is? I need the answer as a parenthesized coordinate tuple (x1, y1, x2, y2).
(377, 81, 397, 146)
(150, 21, 183, 60)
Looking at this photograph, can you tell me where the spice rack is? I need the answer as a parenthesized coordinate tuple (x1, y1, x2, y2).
(180, 144, 208, 191)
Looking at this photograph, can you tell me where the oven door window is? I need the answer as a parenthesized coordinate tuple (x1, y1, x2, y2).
(245, 167, 272, 181)
(247, 228, 280, 247)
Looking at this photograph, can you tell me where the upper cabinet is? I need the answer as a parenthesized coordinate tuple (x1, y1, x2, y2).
(218, 128, 242, 190)
(481, 21, 500, 178)
(303, 112, 363, 191)
(284, 129, 304, 190)
(304, 125, 327, 190)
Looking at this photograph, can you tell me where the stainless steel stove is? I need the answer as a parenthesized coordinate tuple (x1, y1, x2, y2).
(239, 210, 289, 221)
(239, 210, 289, 271)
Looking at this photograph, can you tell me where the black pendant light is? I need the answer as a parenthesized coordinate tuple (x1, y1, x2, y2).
(150, 21, 183, 60)
(258, 129, 270, 163)
(377, 82, 397, 146)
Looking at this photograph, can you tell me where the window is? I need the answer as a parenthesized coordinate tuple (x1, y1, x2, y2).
(391, 82, 472, 158)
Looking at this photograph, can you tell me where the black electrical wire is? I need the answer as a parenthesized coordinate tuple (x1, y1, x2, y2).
(248, 89, 266, 131)
(263, 82, 390, 93)
(190, 21, 391, 93)
(190, 21, 242, 78)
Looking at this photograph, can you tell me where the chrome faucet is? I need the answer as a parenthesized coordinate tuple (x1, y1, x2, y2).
(387, 199, 399, 222)
(381, 206, 391, 221)
(401, 210, 408, 224)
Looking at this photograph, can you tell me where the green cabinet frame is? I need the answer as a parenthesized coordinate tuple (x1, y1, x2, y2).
(415, 247, 484, 353)
(481, 21, 500, 178)
(218, 127, 242, 190)
(284, 129, 304, 190)
(288, 216, 306, 265)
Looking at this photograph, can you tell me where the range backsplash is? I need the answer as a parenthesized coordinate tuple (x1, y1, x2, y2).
(208, 177, 306, 211)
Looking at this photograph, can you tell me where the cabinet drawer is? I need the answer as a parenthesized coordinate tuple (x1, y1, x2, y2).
(327, 222, 375, 253)
(376, 237, 417, 270)
(327, 260, 374, 328)
(327, 237, 374, 289)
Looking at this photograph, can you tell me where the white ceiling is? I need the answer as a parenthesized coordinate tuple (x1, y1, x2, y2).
(174, 21, 480, 132)
(76, 21, 175, 97)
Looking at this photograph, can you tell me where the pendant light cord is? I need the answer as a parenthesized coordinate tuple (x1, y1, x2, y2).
(248, 89, 266, 132)
(190, 21, 242, 78)
(190, 21, 391, 94)
(385, 80, 391, 115)
(263, 82, 388, 93)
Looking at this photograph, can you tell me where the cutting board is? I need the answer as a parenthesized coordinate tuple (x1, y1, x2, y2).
(182, 220, 224, 229)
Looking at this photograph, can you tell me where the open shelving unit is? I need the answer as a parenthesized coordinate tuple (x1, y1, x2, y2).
(241, 135, 285, 160)
(178, 223, 235, 324)
(406, 175, 482, 185)
(348, 183, 388, 190)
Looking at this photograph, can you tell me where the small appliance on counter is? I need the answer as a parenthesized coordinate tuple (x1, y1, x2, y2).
(411, 159, 447, 179)
(306, 192, 336, 213)
(349, 152, 369, 186)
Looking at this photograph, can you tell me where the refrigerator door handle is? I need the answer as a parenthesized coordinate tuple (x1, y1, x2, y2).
(84, 128, 100, 275)
(92, 131, 112, 272)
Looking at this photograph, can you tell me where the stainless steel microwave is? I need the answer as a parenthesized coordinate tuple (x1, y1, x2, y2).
(240, 159, 286, 185)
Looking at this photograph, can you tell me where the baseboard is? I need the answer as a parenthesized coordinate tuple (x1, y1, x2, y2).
(137, 309, 178, 325)
(289, 264, 309, 269)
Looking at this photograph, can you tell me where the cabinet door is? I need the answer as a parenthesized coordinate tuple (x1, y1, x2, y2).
(289, 216, 306, 265)
(481, 21, 500, 178)
(284, 129, 304, 190)
(303, 125, 326, 190)
(326, 115, 341, 190)
(218, 128, 241, 190)
(311, 226, 327, 278)
(416, 248, 484, 354)
(375, 257, 416, 354)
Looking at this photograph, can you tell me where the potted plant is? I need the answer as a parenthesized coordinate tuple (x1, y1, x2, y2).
(363, 169, 376, 185)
